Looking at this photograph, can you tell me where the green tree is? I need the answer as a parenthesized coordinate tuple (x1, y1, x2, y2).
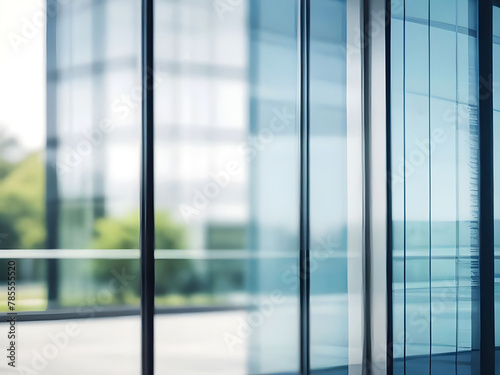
(0, 136, 45, 283)
(92, 212, 198, 303)
(0, 153, 45, 249)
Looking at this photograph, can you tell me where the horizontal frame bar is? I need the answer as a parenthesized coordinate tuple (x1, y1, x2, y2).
(0, 249, 300, 260)
(0, 305, 246, 323)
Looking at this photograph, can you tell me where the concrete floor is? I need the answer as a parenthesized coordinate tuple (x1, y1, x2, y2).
(0, 311, 249, 375)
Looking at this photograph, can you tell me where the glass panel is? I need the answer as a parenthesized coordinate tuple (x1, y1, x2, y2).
(429, 0, 458, 370)
(391, 1, 406, 374)
(404, 1, 431, 372)
(455, 8, 479, 375)
(0, 0, 141, 374)
(154, 1, 299, 374)
(309, 0, 351, 374)
(391, 1, 479, 374)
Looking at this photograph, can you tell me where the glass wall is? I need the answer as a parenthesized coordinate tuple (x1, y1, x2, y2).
(9, 0, 500, 374)
(0, 0, 142, 374)
(153, 0, 300, 374)
(391, 0, 480, 374)
(0, 0, 365, 374)
(152, 0, 360, 373)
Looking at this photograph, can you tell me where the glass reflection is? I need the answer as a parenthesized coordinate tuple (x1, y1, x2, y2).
(0, 0, 141, 374)
(391, 0, 479, 374)
(309, 0, 351, 373)
(154, 0, 299, 374)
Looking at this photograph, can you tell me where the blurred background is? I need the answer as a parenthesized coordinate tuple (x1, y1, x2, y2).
(1, 1, 499, 375)
(0, 1, 351, 374)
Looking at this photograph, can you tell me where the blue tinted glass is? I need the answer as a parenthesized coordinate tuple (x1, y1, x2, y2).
(404, 1, 431, 373)
(154, 1, 299, 374)
(391, 0, 406, 373)
(0, 0, 143, 373)
(429, 0, 458, 371)
(455, 5, 478, 375)
(309, 0, 349, 373)
(391, 1, 479, 374)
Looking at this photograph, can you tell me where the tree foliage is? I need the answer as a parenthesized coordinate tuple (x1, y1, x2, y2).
(92, 212, 199, 301)
(0, 152, 45, 249)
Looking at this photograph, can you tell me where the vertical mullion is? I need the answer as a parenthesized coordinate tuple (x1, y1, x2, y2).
(477, 0, 495, 373)
(363, 0, 389, 373)
(299, 0, 310, 374)
(385, 0, 394, 372)
(402, 1, 407, 373)
(362, 0, 373, 369)
(46, 0, 59, 308)
(454, 1, 459, 373)
(141, 1, 155, 375)
(427, 1, 432, 373)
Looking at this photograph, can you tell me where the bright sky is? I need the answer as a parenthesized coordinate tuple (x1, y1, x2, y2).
(0, 0, 45, 151)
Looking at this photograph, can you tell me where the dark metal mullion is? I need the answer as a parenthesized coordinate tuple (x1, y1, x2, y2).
(298, 0, 311, 374)
(362, 0, 373, 371)
(141, 1, 155, 375)
(477, 0, 495, 374)
(385, 0, 394, 373)
(46, 0, 59, 308)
